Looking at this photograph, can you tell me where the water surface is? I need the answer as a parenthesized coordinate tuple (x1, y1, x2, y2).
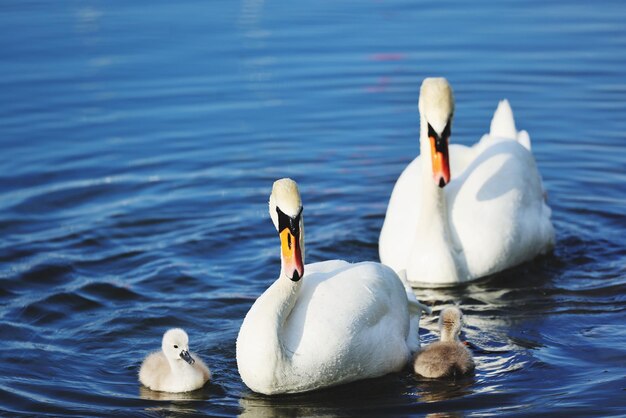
(1, 0, 625, 416)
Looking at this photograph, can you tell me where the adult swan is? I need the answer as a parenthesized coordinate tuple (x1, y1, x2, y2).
(237, 178, 426, 395)
(379, 78, 554, 286)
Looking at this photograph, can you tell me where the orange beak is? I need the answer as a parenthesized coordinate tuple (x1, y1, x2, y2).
(280, 228, 304, 281)
(430, 135, 450, 188)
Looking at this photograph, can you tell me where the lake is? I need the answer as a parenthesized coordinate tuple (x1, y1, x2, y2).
(0, 0, 625, 416)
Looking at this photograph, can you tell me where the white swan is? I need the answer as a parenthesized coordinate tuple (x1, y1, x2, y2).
(236, 178, 427, 395)
(413, 307, 474, 378)
(139, 328, 211, 392)
(379, 77, 555, 285)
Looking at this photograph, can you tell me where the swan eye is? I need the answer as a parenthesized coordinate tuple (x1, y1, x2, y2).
(442, 118, 451, 139)
(427, 123, 437, 139)
(174, 345, 178, 349)
(428, 120, 451, 141)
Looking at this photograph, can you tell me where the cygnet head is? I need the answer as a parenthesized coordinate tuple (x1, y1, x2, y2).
(438, 307, 463, 343)
(418, 77, 455, 188)
(162, 328, 195, 365)
(269, 178, 304, 282)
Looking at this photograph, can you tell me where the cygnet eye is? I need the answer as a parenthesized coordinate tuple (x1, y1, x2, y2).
(174, 345, 178, 349)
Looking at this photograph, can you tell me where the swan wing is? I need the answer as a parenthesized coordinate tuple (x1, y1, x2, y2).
(139, 351, 170, 390)
(191, 352, 211, 381)
(280, 262, 411, 390)
(448, 104, 554, 279)
(379, 157, 422, 272)
(396, 269, 429, 352)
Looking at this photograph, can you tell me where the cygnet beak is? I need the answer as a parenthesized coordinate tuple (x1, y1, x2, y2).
(180, 350, 195, 365)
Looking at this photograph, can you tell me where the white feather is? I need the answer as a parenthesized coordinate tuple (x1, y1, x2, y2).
(237, 180, 424, 395)
(379, 78, 554, 285)
(138, 328, 211, 393)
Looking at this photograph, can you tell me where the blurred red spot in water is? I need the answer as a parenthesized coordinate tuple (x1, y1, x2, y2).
(366, 76, 390, 93)
(370, 53, 405, 61)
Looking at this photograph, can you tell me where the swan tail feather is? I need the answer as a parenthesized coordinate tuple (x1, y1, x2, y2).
(397, 269, 430, 352)
(407, 316, 421, 353)
(489, 99, 517, 140)
(517, 129, 532, 151)
(408, 299, 431, 316)
(397, 270, 417, 302)
(489, 100, 533, 150)
(397, 270, 431, 313)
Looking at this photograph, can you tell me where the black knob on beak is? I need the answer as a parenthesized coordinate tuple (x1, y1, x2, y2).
(180, 350, 195, 364)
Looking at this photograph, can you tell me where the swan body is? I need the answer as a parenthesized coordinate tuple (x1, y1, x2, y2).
(379, 78, 554, 285)
(139, 328, 210, 393)
(236, 178, 425, 395)
(413, 307, 474, 378)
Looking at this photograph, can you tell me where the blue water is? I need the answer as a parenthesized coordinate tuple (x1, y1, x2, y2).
(1, 0, 625, 416)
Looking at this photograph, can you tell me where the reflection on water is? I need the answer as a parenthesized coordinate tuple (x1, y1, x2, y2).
(139, 384, 225, 416)
(239, 397, 337, 418)
(138, 385, 211, 402)
(412, 377, 475, 403)
(239, 374, 476, 417)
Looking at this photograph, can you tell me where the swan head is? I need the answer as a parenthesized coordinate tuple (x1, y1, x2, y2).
(269, 178, 305, 282)
(438, 307, 463, 343)
(162, 328, 195, 365)
(418, 77, 454, 188)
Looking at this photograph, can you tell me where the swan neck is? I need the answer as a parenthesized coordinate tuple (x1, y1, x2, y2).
(408, 115, 463, 282)
(250, 272, 302, 359)
(440, 331, 458, 343)
(275, 222, 305, 334)
(273, 272, 302, 331)
(249, 225, 305, 365)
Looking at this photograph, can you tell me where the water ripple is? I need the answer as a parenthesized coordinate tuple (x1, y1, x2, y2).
(1, 0, 625, 416)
